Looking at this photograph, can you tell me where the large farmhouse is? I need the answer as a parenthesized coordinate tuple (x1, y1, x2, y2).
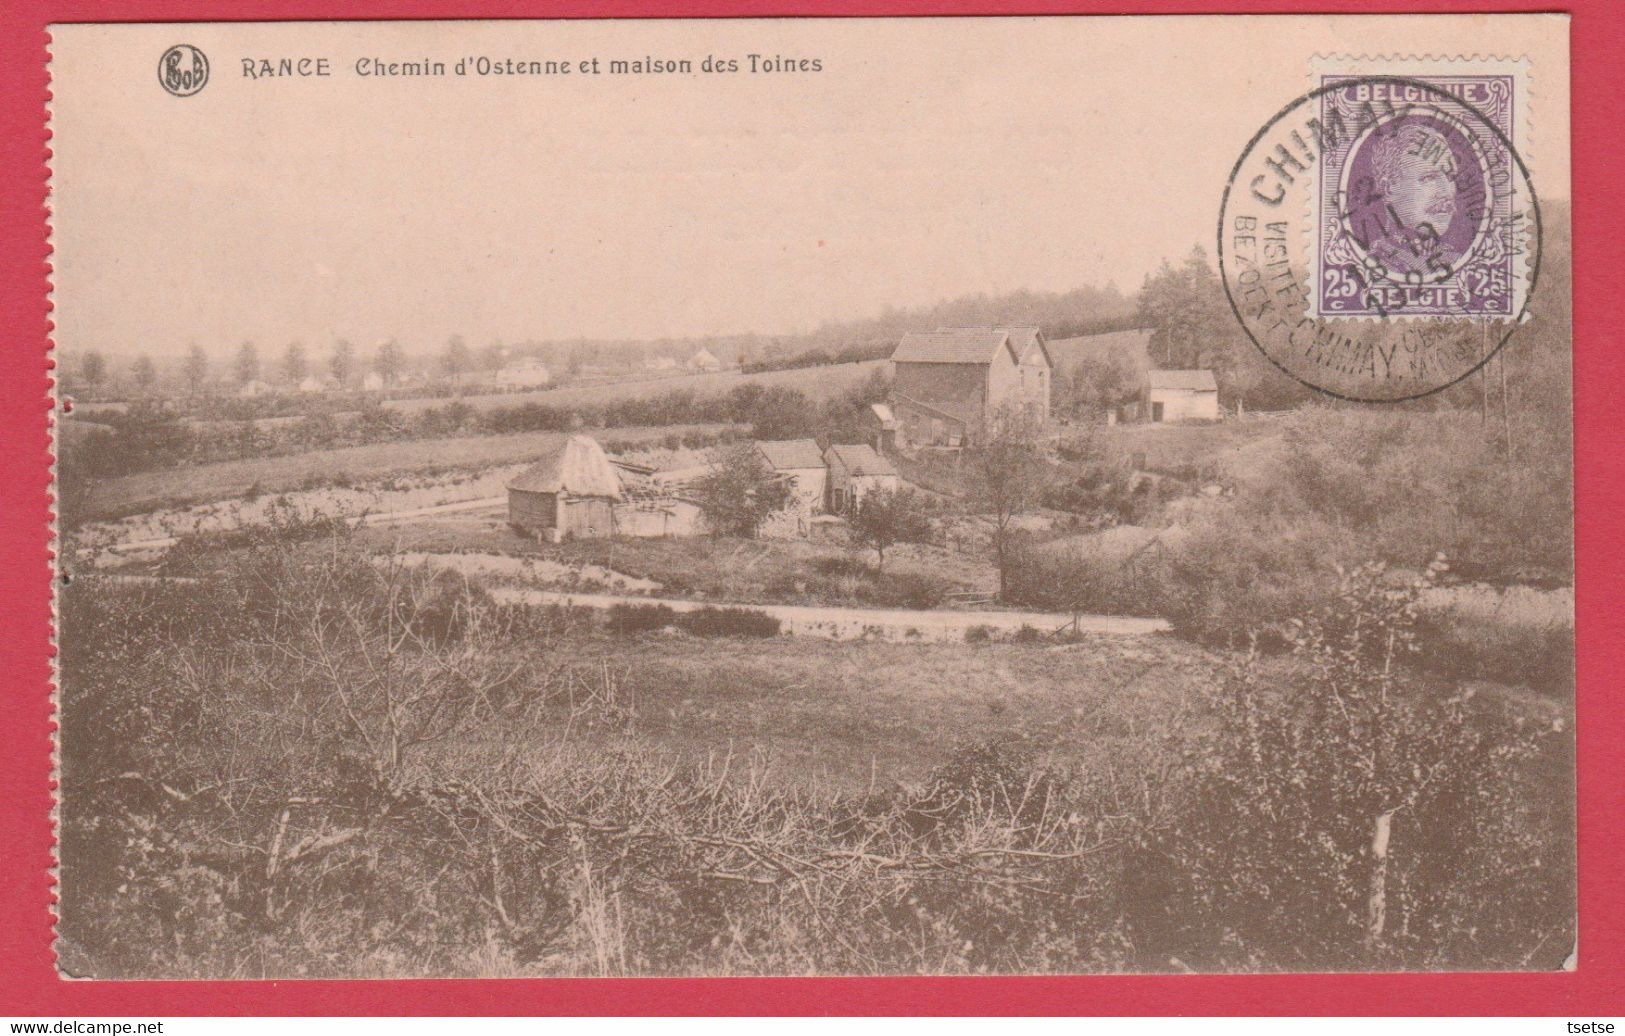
(889, 326, 1052, 447)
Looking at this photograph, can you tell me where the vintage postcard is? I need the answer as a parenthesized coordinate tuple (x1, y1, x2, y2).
(48, 15, 1573, 979)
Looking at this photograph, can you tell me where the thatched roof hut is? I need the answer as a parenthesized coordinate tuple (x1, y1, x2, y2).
(507, 435, 624, 540)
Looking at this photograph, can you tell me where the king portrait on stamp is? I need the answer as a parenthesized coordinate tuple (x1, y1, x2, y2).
(1311, 58, 1532, 321)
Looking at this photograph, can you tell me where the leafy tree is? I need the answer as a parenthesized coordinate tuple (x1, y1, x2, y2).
(745, 386, 818, 441)
(373, 340, 406, 386)
(130, 354, 158, 396)
(691, 443, 794, 538)
(233, 340, 260, 386)
(964, 406, 1051, 600)
(850, 488, 932, 573)
(183, 343, 208, 396)
(440, 336, 472, 383)
(78, 350, 107, 396)
(329, 339, 356, 387)
(281, 341, 308, 385)
(1056, 347, 1141, 420)
(479, 342, 506, 373)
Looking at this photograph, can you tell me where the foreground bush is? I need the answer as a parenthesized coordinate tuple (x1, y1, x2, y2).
(56, 535, 1571, 977)
(1122, 563, 1573, 971)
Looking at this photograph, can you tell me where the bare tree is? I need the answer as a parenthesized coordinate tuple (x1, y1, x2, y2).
(965, 406, 1051, 600)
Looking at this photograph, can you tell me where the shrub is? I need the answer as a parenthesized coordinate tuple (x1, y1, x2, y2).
(607, 603, 677, 634)
(678, 606, 781, 638)
(1414, 585, 1575, 694)
(859, 571, 954, 610)
(964, 625, 993, 643)
(812, 556, 870, 579)
(1122, 562, 1573, 971)
(1012, 624, 1043, 644)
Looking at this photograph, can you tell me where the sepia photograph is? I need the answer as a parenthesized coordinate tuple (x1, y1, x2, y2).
(47, 15, 1575, 979)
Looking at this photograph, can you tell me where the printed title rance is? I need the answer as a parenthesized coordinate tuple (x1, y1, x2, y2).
(241, 54, 823, 79)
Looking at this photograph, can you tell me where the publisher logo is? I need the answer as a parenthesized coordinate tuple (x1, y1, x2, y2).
(158, 44, 209, 97)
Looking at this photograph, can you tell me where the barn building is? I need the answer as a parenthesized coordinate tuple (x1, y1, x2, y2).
(507, 434, 625, 541)
(754, 439, 828, 514)
(889, 326, 1052, 447)
(1147, 369, 1220, 423)
(824, 444, 900, 513)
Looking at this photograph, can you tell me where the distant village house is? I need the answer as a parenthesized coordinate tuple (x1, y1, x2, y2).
(494, 358, 552, 389)
(888, 326, 1052, 447)
(687, 347, 723, 372)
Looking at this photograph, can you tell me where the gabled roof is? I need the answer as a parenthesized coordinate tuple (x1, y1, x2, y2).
(1148, 369, 1218, 392)
(891, 329, 1014, 365)
(868, 402, 898, 427)
(508, 434, 624, 499)
(940, 325, 1053, 370)
(892, 326, 1054, 368)
(755, 439, 826, 470)
(825, 443, 899, 478)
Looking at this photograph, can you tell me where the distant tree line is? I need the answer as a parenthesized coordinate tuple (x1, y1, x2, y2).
(59, 371, 895, 485)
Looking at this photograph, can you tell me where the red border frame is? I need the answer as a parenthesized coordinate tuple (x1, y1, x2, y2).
(4, 0, 1621, 1016)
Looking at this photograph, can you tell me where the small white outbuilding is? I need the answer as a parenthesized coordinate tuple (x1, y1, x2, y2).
(1147, 369, 1220, 423)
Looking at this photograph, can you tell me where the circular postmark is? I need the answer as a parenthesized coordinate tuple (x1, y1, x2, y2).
(158, 44, 210, 98)
(1218, 75, 1540, 403)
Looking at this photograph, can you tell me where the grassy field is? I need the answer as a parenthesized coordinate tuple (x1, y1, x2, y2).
(1089, 416, 1288, 477)
(362, 519, 1000, 604)
(544, 628, 1217, 791)
(76, 422, 735, 522)
(383, 359, 890, 415)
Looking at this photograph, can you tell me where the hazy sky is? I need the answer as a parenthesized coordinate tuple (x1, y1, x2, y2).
(49, 15, 1569, 356)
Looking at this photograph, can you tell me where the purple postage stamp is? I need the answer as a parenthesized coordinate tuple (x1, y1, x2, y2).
(1310, 57, 1532, 320)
